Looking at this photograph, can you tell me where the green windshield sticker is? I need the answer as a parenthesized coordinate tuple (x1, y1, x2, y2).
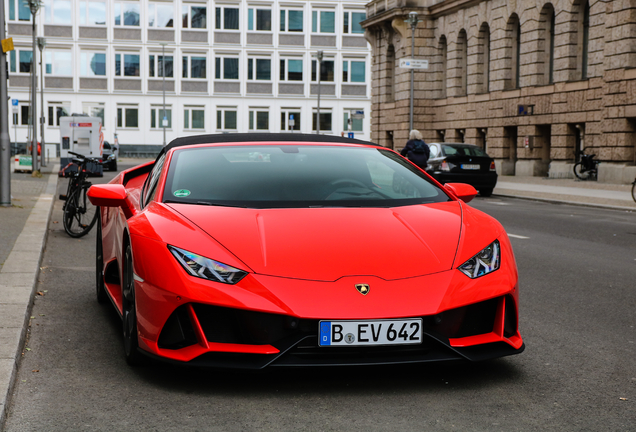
(173, 189, 191, 198)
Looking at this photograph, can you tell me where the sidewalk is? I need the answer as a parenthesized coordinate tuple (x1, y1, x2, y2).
(0, 160, 59, 427)
(0, 163, 634, 427)
(494, 175, 636, 210)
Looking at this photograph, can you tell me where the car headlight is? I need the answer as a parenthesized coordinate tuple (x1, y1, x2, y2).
(168, 245, 248, 284)
(458, 240, 500, 278)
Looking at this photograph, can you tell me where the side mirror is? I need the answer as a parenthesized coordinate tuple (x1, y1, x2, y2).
(444, 183, 478, 203)
(87, 184, 137, 218)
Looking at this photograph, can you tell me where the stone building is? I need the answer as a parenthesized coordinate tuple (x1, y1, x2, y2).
(362, 0, 636, 183)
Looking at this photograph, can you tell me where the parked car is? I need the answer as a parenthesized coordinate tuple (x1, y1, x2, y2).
(426, 143, 497, 197)
(101, 141, 118, 171)
(87, 133, 523, 368)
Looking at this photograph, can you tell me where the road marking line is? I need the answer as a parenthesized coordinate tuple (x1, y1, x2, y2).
(508, 234, 530, 239)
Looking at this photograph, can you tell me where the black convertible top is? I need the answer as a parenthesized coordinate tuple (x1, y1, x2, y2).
(157, 133, 380, 160)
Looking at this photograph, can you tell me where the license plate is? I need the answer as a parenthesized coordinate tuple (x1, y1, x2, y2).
(319, 319, 422, 347)
(461, 164, 480, 170)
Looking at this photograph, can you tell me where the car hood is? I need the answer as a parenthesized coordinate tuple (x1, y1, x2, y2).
(167, 202, 462, 282)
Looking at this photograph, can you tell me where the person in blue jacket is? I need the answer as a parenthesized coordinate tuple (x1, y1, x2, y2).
(401, 130, 430, 170)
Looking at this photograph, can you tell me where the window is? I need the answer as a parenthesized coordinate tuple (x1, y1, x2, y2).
(343, 111, 363, 132)
(311, 59, 334, 82)
(148, 3, 173, 28)
(142, 153, 167, 208)
(80, 52, 106, 76)
(150, 107, 172, 129)
(342, 59, 365, 83)
(343, 11, 365, 34)
(149, 55, 173, 77)
(312, 10, 335, 33)
(8, 0, 31, 21)
(249, 109, 269, 131)
(9, 49, 32, 74)
(312, 111, 332, 132)
(247, 57, 271, 80)
(82, 102, 105, 125)
(280, 9, 303, 32)
(458, 29, 467, 95)
(114, 2, 140, 26)
(184, 107, 205, 129)
(117, 106, 139, 128)
(182, 4, 206, 29)
(79, 0, 106, 25)
(182, 55, 206, 78)
(248, 7, 271, 31)
(13, 102, 30, 126)
(43, 0, 71, 25)
(45, 50, 72, 76)
(216, 107, 237, 130)
(478, 23, 490, 93)
(580, 1, 590, 79)
(215, 6, 239, 30)
(47, 102, 70, 126)
(115, 53, 140, 77)
(280, 109, 301, 131)
(215, 56, 239, 79)
(280, 58, 303, 81)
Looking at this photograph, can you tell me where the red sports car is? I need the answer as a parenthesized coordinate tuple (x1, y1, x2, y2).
(88, 134, 524, 368)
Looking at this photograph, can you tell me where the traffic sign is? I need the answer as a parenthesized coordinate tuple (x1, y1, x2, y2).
(11, 99, 18, 106)
(399, 59, 429, 69)
(350, 110, 364, 120)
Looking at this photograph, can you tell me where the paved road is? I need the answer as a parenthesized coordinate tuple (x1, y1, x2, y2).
(3, 180, 636, 431)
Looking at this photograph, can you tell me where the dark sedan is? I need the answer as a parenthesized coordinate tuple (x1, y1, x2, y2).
(426, 143, 497, 197)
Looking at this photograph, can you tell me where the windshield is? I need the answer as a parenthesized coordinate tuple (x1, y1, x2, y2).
(163, 145, 450, 208)
(442, 144, 489, 157)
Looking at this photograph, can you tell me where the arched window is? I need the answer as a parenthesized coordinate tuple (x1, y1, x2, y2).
(478, 23, 491, 93)
(458, 29, 468, 95)
(438, 35, 448, 98)
(386, 44, 395, 102)
(580, 1, 590, 79)
(506, 14, 521, 89)
(515, 19, 521, 87)
(540, 4, 555, 84)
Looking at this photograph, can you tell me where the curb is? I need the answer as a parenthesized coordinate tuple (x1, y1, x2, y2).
(0, 167, 59, 429)
(492, 192, 636, 212)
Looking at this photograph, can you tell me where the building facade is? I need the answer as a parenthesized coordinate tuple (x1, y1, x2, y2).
(363, 0, 636, 183)
(7, 0, 371, 156)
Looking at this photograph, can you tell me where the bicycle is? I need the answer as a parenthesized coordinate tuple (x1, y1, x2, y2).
(60, 151, 112, 238)
(573, 148, 599, 181)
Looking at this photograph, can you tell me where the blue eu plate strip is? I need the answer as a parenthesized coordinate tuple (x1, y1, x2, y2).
(320, 322, 331, 346)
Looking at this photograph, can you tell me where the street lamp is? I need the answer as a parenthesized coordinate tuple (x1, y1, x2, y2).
(314, 50, 323, 134)
(159, 42, 167, 146)
(37, 36, 46, 167)
(28, 0, 42, 175)
(404, 11, 420, 132)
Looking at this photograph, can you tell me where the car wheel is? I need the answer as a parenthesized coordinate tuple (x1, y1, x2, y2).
(95, 211, 108, 304)
(479, 188, 493, 197)
(110, 160, 117, 171)
(122, 241, 146, 366)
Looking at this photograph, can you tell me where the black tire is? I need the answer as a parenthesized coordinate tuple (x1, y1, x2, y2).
(632, 181, 636, 203)
(122, 241, 147, 366)
(479, 188, 493, 197)
(573, 162, 590, 180)
(63, 184, 98, 238)
(95, 211, 108, 304)
(111, 160, 117, 171)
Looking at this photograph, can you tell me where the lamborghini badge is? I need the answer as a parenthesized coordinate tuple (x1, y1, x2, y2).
(355, 284, 370, 295)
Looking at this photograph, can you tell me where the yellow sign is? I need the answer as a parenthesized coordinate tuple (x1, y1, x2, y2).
(1, 38, 14, 53)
